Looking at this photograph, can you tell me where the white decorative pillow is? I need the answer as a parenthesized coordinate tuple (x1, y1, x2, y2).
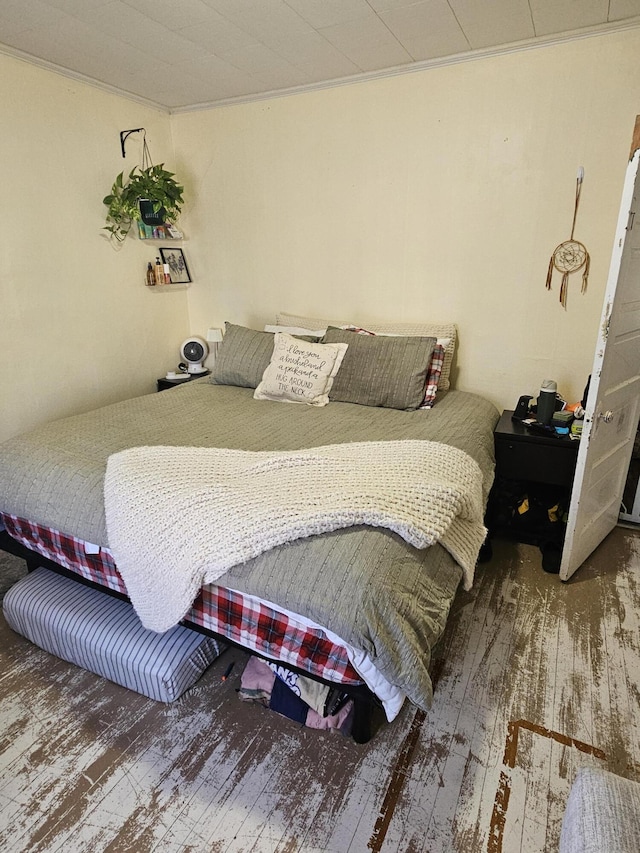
(263, 324, 327, 337)
(277, 312, 457, 391)
(276, 311, 350, 330)
(254, 333, 348, 406)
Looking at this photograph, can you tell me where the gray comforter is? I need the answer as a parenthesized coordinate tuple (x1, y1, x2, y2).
(0, 380, 499, 710)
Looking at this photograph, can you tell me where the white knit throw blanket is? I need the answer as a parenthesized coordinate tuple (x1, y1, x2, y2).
(104, 440, 486, 633)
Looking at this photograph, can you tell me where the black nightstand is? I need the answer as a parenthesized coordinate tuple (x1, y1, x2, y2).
(157, 370, 210, 392)
(487, 410, 580, 547)
(493, 410, 579, 488)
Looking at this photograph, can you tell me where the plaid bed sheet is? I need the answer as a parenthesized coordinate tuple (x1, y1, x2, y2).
(1, 513, 363, 686)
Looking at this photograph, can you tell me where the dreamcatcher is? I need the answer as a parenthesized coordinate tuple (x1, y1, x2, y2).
(546, 167, 590, 308)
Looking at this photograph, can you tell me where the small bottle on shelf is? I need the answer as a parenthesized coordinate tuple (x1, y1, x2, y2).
(163, 263, 171, 284)
(145, 262, 155, 286)
(155, 257, 164, 285)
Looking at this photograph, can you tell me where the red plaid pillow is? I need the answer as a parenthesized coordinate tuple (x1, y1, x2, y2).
(420, 343, 445, 408)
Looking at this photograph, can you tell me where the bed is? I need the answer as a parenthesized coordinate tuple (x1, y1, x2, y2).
(0, 315, 499, 740)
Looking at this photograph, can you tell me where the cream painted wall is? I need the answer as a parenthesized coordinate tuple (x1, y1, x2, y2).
(2, 30, 638, 444)
(173, 29, 640, 413)
(0, 54, 190, 443)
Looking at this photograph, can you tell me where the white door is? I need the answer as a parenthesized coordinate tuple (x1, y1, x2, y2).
(560, 118, 640, 581)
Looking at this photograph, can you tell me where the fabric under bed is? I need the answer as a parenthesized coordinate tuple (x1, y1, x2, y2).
(0, 382, 499, 710)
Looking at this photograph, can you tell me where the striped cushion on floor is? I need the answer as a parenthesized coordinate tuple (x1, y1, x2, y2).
(3, 566, 222, 702)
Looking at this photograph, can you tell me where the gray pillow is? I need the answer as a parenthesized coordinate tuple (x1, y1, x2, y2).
(211, 323, 319, 388)
(277, 311, 457, 391)
(322, 327, 436, 410)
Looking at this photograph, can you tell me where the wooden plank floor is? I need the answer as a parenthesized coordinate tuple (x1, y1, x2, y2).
(1, 527, 639, 852)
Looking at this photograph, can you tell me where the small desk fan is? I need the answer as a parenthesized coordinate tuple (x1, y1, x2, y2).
(180, 337, 209, 374)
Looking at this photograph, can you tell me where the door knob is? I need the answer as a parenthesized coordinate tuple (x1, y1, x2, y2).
(598, 410, 614, 423)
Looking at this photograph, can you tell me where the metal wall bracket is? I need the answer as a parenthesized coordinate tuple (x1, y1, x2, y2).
(119, 128, 145, 158)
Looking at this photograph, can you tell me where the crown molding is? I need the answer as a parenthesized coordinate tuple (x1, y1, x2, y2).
(1, 16, 639, 116)
(0, 43, 169, 113)
(170, 17, 640, 115)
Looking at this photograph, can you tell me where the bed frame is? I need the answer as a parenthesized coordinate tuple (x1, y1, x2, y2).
(0, 528, 380, 743)
(0, 326, 500, 745)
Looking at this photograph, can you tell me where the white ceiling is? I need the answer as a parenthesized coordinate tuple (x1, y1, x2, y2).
(2, 0, 640, 112)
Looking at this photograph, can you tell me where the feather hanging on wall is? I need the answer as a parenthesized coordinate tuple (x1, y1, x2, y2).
(546, 167, 590, 308)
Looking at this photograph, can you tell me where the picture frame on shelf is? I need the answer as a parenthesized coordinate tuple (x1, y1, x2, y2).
(159, 247, 191, 283)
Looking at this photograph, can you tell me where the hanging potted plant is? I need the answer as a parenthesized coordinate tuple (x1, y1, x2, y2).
(103, 163, 184, 243)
